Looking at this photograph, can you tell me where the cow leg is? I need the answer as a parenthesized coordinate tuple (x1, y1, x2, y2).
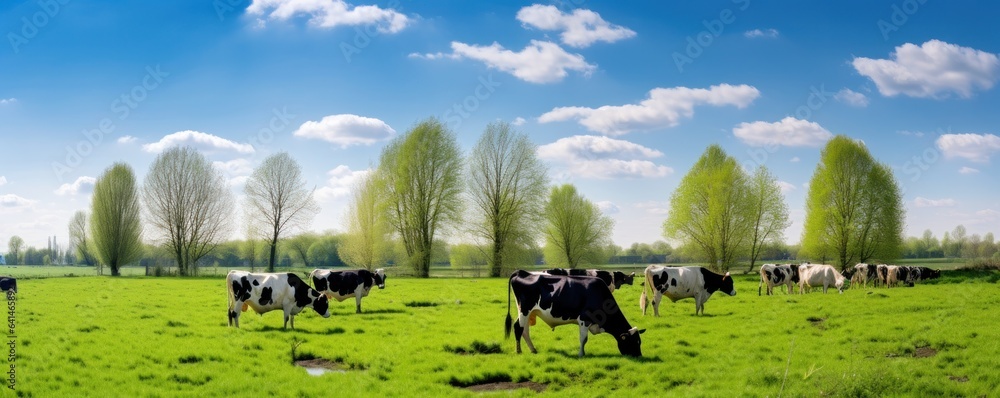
(653, 292, 662, 317)
(283, 312, 290, 329)
(578, 321, 589, 357)
(521, 317, 538, 354)
(513, 318, 524, 354)
(355, 295, 363, 314)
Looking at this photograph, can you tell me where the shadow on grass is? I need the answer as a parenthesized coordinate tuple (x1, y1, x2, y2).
(553, 351, 663, 362)
(256, 325, 328, 334)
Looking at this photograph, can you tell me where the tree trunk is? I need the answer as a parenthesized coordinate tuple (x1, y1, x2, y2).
(420, 249, 431, 278)
(111, 260, 120, 276)
(268, 240, 278, 273)
(489, 245, 503, 277)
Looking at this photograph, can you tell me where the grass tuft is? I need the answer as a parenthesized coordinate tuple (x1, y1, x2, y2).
(444, 340, 503, 355)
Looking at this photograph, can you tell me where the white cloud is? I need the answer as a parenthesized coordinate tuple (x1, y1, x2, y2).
(246, 0, 410, 33)
(897, 130, 925, 137)
(914, 197, 956, 207)
(596, 201, 620, 214)
(935, 133, 1000, 163)
(959, 166, 980, 174)
(976, 209, 1000, 219)
(54, 176, 96, 196)
(117, 135, 136, 144)
(635, 201, 670, 215)
(412, 40, 595, 84)
(213, 159, 254, 187)
(0, 194, 34, 208)
(0, 176, 6, 186)
(733, 117, 833, 147)
(852, 40, 1000, 98)
(512, 117, 526, 126)
(776, 181, 796, 194)
(537, 135, 672, 179)
(294, 114, 396, 148)
(515, 4, 635, 48)
(834, 88, 869, 107)
(790, 157, 801, 163)
(142, 130, 255, 154)
(315, 165, 370, 202)
(0, 98, 17, 105)
(539, 84, 759, 136)
(744, 28, 779, 39)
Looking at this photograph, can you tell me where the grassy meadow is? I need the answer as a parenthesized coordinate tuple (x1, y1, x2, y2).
(7, 267, 1000, 397)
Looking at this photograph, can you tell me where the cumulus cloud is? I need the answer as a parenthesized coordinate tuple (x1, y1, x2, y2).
(0, 176, 6, 186)
(539, 84, 759, 136)
(0, 194, 34, 208)
(977, 209, 1000, 219)
(0, 98, 17, 105)
(959, 166, 980, 174)
(512, 117, 526, 126)
(776, 181, 796, 194)
(852, 40, 1000, 98)
(935, 133, 1000, 163)
(537, 135, 672, 179)
(117, 135, 137, 144)
(54, 176, 97, 196)
(294, 114, 396, 148)
(733, 117, 833, 147)
(315, 165, 370, 202)
(635, 201, 670, 215)
(515, 4, 635, 48)
(142, 131, 254, 154)
(411, 40, 595, 84)
(246, 0, 410, 33)
(744, 28, 779, 39)
(213, 158, 254, 187)
(834, 88, 869, 107)
(596, 201, 620, 214)
(914, 197, 956, 207)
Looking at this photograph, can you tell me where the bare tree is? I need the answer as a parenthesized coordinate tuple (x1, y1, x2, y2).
(90, 162, 144, 276)
(142, 147, 234, 276)
(745, 167, 790, 273)
(244, 152, 319, 272)
(68, 210, 99, 272)
(341, 171, 392, 271)
(242, 222, 264, 272)
(467, 122, 548, 277)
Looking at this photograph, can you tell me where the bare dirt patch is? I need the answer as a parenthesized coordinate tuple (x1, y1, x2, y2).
(913, 346, 937, 358)
(295, 358, 348, 375)
(806, 316, 826, 330)
(949, 375, 968, 383)
(464, 381, 547, 393)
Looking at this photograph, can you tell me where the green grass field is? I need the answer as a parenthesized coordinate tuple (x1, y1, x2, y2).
(8, 269, 999, 397)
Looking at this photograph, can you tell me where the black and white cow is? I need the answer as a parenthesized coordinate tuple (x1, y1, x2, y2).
(226, 271, 330, 329)
(0, 277, 16, 293)
(543, 268, 635, 292)
(876, 264, 889, 287)
(758, 264, 800, 295)
(913, 266, 942, 281)
(850, 263, 879, 288)
(798, 264, 846, 294)
(505, 270, 645, 357)
(640, 265, 736, 316)
(309, 269, 386, 314)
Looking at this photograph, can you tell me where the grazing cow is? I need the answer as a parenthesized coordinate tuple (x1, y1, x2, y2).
(850, 264, 879, 288)
(309, 269, 386, 313)
(640, 265, 736, 316)
(758, 264, 800, 295)
(885, 265, 902, 287)
(876, 264, 889, 287)
(913, 267, 942, 281)
(798, 264, 846, 294)
(543, 268, 635, 292)
(226, 271, 330, 329)
(0, 277, 16, 293)
(505, 270, 645, 357)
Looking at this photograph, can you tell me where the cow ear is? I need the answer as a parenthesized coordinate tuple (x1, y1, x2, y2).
(638, 329, 646, 335)
(724, 272, 730, 279)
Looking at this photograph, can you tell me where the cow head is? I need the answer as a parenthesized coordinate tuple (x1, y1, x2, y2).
(373, 268, 386, 289)
(721, 272, 736, 296)
(310, 289, 331, 318)
(617, 327, 645, 357)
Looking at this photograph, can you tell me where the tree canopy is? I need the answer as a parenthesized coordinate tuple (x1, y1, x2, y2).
(90, 162, 144, 276)
(543, 184, 614, 268)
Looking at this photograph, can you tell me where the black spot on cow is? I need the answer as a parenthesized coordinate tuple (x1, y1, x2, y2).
(287, 273, 317, 308)
(313, 275, 329, 292)
(258, 287, 274, 306)
(232, 277, 252, 302)
(772, 268, 785, 283)
(764, 270, 773, 283)
(700, 268, 735, 295)
(252, 279, 259, 286)
(670, 278, 677, 287)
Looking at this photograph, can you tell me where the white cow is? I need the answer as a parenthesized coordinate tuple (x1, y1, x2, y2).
(640, 265, 736, 316)
(798, 264, 846, 294)
(226, 271, 331, 329)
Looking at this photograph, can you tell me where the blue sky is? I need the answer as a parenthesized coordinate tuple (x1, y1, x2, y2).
(2, 0, 999, 250)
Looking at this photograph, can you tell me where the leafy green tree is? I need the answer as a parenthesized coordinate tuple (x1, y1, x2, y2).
(7, 236, 24, 265)
(378, 118, 464, 277)
(244, 152, 319, 272)
(143, 147, 233, 276)
(286, 232, 319, 268)
(449, 243, 488, 277)
(543, 184, 614, 268)
(341, 171, 393, 271)
(663, 145, 754, 271)
(745, 167, 790, 272)
(801, 136, 904, 270)
(307, 234, 345, 267)
(467, 121, 548, 277)
(90, 162, 144, 276)
(68, 210, 98, 271)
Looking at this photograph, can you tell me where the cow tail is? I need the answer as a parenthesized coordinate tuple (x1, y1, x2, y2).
(226, 274, 234, 323)
(504, 274, 513, 339)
